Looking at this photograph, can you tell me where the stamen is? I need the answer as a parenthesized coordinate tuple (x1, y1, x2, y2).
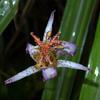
(30, 32, 42, 46)
(50, 32, 61, 46)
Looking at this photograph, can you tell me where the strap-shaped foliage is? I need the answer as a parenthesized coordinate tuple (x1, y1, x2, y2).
(0, 0, 19, 34)
(79, 15, 100, 100)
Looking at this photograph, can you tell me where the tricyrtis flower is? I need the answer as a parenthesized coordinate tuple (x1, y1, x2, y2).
(5, 11, 90, 84)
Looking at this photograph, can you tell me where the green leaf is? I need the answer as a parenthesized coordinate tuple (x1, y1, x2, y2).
(0, 0, 19, 34)
(79, 15, 100, 100)
(42, 0, 96, 100)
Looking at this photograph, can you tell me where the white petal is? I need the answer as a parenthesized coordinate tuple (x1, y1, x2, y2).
(57, 60, 90, 71)
(5, 66, 39, 84)
(26, 43, 39, 59)
(61, 41, 77, 56)
(42, 67, 57, 80)
(43, 10, 55, 42)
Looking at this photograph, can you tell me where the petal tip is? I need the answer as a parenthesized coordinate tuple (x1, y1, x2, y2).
(4, 79, 11, 85)
(26, 43, 30, 53)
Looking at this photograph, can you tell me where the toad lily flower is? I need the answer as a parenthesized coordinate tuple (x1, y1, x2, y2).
(5, 11, 90, 84)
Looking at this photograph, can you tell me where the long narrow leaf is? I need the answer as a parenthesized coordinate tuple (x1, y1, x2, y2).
(0, 0, 19, 34)
(79, 15, 100, 100)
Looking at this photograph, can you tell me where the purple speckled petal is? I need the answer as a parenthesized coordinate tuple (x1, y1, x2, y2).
(26, 43, 39, 59)
(5, 66, 39, 84)
(42, 67, 57, 80)
(57, 60, 90, 71)
(61, 41, 77, 56)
